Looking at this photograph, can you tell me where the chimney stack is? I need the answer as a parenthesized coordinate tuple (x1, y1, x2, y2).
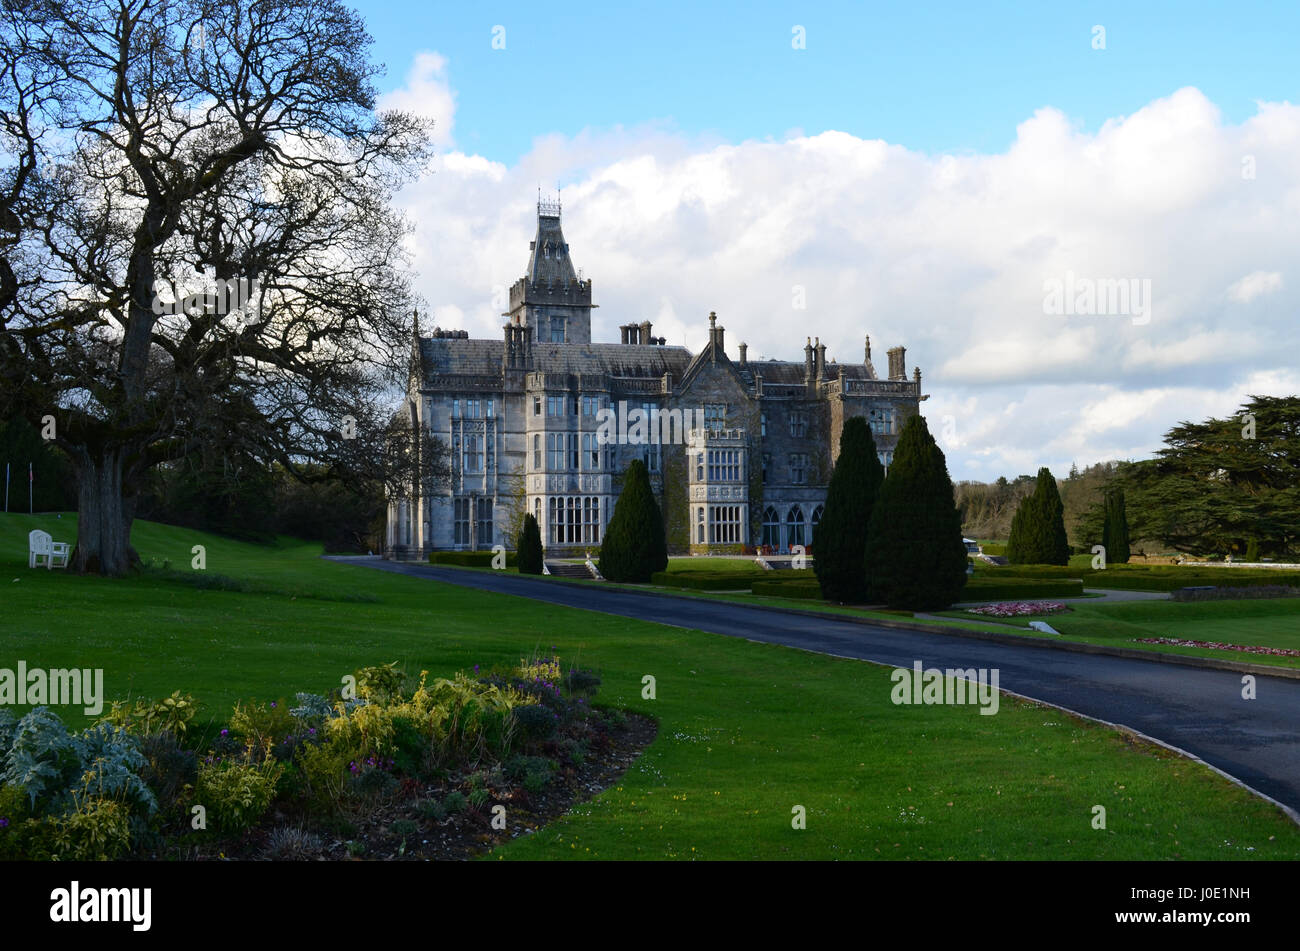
(804, 337, 814, 381)
(738, 341, 747, 367)
(864, 334, 872, 364)
(815, 338, 826, 380)
(887, 346, 907, 381)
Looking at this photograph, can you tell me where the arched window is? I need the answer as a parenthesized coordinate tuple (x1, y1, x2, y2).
(810, 505, 824, 545)
(761, 506, 781, 549)
(787, 505, 805, 549)
(697, 506, 705, 543)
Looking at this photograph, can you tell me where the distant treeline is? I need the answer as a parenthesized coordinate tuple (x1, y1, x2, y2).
(956, 394, 1300, 560)
(956, 462, 1118, 551)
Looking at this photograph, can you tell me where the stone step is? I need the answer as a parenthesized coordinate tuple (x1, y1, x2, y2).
(545, 561, 594, 580)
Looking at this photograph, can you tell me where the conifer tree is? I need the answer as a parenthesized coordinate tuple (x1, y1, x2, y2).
(517, 513, 545, 575)
(813, 416, 884, 602)
(863, 415, 967, 609)
(1101, 488, 1130, 565)
(1007, 467, 1070, 565)
(598, 459, 668, 582)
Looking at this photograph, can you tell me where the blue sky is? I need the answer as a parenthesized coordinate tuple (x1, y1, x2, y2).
(362, 1, 1300, 166)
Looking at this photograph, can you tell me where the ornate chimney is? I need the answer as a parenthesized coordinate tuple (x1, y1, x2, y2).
(887, 346, 907, 381)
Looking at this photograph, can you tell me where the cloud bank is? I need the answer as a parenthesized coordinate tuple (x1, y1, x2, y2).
(381, 58, 1300, 481)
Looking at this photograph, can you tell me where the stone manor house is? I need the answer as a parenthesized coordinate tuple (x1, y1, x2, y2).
(385, 200, 926, 559)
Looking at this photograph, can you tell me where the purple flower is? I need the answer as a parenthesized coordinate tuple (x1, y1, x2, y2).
(220, 728, 228, 736)
(0, 818, 9, 828)
(270, 701, 276, 708)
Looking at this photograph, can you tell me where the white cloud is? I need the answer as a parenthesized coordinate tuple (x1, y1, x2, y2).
(382, 62, 1300, 479)
(1227, 270, 1283, 303)
(377, 52, 457, 148)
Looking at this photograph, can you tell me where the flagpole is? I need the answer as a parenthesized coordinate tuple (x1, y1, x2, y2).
(29, 461, 33, 514)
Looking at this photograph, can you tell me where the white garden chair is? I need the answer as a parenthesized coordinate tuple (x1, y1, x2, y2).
(28, 529, 70, 570)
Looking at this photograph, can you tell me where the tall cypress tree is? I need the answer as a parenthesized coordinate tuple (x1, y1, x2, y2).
(863, 415, 967, 609)
(598, 459, 668, 582)
(1038, 467, 1071, 565)
(517, 513, 545, 575)
(1006, 498, 1028, 564)
(1007, 467, 1070, 565)
(813, 416, 884, 602)
(1101, 488, 1130, 565)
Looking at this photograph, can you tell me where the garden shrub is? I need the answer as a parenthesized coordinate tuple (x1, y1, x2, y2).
(100, 691, 198, 738)
(38, 797, 132, 861)
(228, 698, 297, 753)
(196, 759, 283, 834)
(513, 703, 557, 742)
(355, 662, 408, 705)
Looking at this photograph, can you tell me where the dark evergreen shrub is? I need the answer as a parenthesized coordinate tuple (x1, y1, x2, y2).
(597, 459, 668, 582)
(813, 416, 884, 602)
(863, 415, 968, 610)
(517, 513, 545, 575)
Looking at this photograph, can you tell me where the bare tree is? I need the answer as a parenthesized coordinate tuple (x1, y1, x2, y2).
(0, 0, 434, 573)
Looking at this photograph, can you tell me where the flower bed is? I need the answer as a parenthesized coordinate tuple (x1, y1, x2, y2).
(967, 600, 1069, 618)
(1133, 637, 1300, 658)
(0, 655, 653, 861)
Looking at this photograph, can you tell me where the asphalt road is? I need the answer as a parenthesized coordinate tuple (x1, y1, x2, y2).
(332, 557, 1300, 815)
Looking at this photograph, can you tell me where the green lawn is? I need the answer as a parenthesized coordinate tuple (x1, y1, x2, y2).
(4, 512, 1299, 859)
(664, 556, 767, 574)
(930, 598, 1300, 670)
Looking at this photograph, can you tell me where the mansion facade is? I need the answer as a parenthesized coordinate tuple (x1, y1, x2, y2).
(385, 200, 926, 559)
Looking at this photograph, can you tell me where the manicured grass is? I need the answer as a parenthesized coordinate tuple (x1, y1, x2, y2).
(664, 556, 767, 574)
(929, 599, 1300, 669)
(4, 512, 1299, 859)
(1051, 599, 1300, 661)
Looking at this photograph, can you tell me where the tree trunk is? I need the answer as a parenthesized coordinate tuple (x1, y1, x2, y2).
(72, 448, 139, 576)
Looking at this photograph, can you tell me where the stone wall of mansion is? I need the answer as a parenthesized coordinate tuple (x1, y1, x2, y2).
(385, 201, 926, 559)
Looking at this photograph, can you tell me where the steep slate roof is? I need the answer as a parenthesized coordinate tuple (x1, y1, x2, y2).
(527, 210, 578, 285)
(417, 337, 693, 382)
(744, 359, 878, 385)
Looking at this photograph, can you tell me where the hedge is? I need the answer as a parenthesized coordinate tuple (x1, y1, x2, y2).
(751, 579, 824, 600)
(960, 578, 1085, 600)
(977, 564, 1300, 592)
(650, 571, 758, 591)
(428, 550, 517, 568)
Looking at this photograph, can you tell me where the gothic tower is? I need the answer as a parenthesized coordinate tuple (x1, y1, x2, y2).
(504, 197, 595, 345)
